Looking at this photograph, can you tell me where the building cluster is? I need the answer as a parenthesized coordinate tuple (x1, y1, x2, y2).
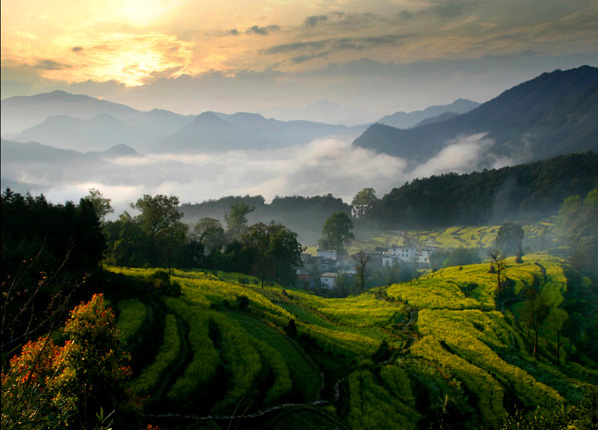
(296, 244, 437, 290)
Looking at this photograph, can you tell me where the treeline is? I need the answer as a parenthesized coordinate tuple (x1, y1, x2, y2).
(103, 196, 304, 287)
(363, 151, 598, 229)
(1, 190, 105, 349)
(180, 193, 350, 243)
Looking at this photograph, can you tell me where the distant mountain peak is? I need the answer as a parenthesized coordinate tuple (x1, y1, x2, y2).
(103, 143, 139, 157)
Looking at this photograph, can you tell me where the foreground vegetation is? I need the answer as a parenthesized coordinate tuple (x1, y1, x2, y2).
(102, 252, 596, 429)
(2, 185, 597, 429)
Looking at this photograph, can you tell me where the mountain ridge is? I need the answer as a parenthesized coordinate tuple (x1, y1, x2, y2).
(353, 65, 598, 166)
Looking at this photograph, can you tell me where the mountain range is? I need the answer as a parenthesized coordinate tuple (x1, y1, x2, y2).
(353, 65, 598, 167)
(1, 91, 372, 153)
(376, 98, 480, 129)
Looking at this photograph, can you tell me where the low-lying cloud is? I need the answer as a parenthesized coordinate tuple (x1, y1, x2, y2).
(411, 132, 509, 177)
(2, 133, 511, 218)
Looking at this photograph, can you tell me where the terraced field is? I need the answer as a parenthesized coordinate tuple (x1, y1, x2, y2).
(350, 223, 555, 252)
(110, 254, 597, 429)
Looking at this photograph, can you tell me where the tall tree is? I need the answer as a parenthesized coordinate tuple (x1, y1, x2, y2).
(84, 188, 113, 223)
(319, 211, 354, 255)
(130, 194, 182, 237)
(557, 189, 598, 278)
(225, 201, 255, 241)
(352, 250, 371, 293)
(520, 285, 550, 357)
(495, 223, 525, 261)
(241, 222, 304, 287)
(488, 251, 508, 298)
(351, 188, 378, 219)
(192, 217, 226, 254)
(129, 194, 185, 269)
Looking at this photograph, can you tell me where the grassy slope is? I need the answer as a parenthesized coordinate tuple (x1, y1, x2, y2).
(110, 254, 597, 429)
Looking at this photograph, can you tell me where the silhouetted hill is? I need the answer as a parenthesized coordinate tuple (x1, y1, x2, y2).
(364, 151, 598, 230)
(1, 138, 104, 183)
(158, 111, 366, 152)
(1, 90, 142, 133)
(376, 99, 479, 129)
(157, 111, 277, 152)
(102, 144, 140, 157)
(261, 99, 384, 125)
(12, 114, 157, 152)
(355, 66, 598, 166)
(412, 111, 461, 128)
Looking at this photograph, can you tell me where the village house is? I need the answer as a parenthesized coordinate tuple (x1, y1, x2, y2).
(320, 272, 337, 289)
(382, 245, 437, 268)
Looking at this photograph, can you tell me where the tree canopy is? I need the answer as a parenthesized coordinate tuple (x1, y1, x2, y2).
(225, 201, 255, 240)
(240, 222, 304, 287)
(495, 222, 525, 259)
(351, 188, 378, 219)
(557, 189, 598, 278)
(319, 211, 354, 254)
(130, 194, 182, 237)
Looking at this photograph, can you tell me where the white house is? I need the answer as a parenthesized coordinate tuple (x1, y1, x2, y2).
(383, 245, 437, 267)
(382, 245, 417, 266)
(417, 248, 436, 265)
(320, 272, 337, 289)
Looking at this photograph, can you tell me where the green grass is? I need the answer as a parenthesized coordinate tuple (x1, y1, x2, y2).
(116, 298, 147, 344)
(131, 313, 180, 396)
(109, 260, 596, 427)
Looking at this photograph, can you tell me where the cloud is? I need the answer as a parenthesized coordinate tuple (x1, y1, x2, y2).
(264, 34, 407, 56)
(3, 136, 408, 216)
(71, 46, 83, 53)
(35, 59, 72, 70)
(304, 15, 328, 27)
(432, 1, 466, 18)
(411, 133, 497, 178)
(291, 52, 329, 64)
(246, 25, 280, 35)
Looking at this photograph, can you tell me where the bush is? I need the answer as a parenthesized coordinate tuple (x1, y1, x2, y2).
(236, 295, 250, 310)
(149, 270, 181, 297)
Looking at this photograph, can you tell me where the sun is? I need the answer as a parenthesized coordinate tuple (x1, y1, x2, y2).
(116, 0, 176, 27)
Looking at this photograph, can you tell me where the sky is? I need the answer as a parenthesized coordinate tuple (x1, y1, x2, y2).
(2, 0, 598, 116)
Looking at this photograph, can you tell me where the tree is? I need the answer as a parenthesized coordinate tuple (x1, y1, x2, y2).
(545, 308, 569, 366)
(129, 194, 186, 269)
(519, 285, 550, 357)
(353, 250, 371, 293)
(488, 252, 507, 298)
(557, 189, 598, 278)
(130, 194, 182, 237)
(240, 222, 304, 287)
(84, 188, 113, 223)
(225, 201, 255, 241)
(319, 211, 354, 255)
(1, 294, 133, 429)
(59, 294, 133, 428)
(351, 188, 378, 219)
(495, 223, 524, 261)
(1, 190, 105, 351)
(191, 217, 226, 254)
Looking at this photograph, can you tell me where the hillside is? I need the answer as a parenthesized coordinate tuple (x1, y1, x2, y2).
(354, 66, 598, 166)
(376, 99, 480, 129)
(0, 90, 143, 133)
(364, 151, 598, 229)
(109, 253, 598, 429)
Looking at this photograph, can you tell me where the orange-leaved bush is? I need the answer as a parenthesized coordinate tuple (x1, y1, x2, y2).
(1, 293, 133, 430)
